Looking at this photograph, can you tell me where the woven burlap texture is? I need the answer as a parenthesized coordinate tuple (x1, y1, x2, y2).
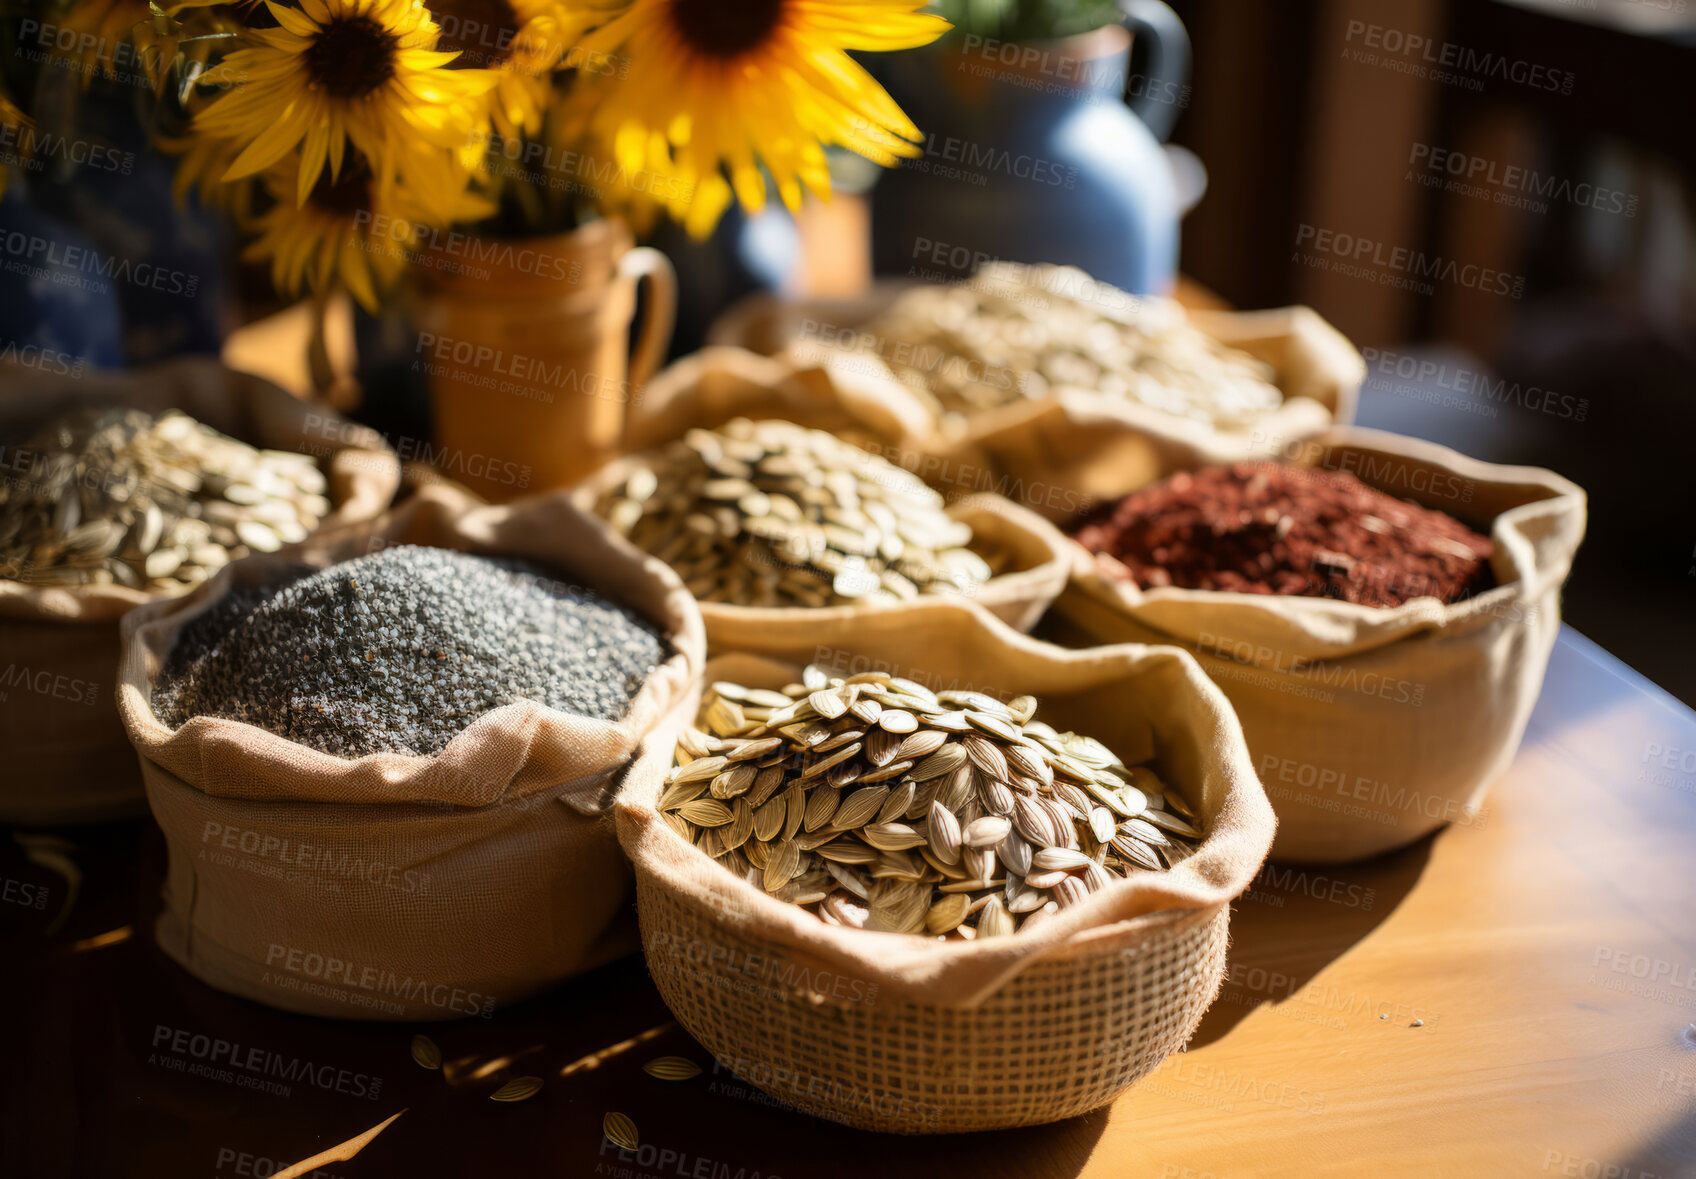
(708, 290, 1366, 523)
(617, 604, 1275, 1132)
(0, 357, 399, 824)
(116, 485, 705, 1019)
(580, 347, 1074, 636)
(1047, 426, 1587, 864)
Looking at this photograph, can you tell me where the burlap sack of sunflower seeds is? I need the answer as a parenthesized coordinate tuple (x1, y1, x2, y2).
(710, 289, 1365, 524)
(115, 485, 705, 1019)
(582, 347, 1073, 637)
(0, 357, 399, 825)
(1043, 426, 1586, 864)
(618, 598, 1275, 1133)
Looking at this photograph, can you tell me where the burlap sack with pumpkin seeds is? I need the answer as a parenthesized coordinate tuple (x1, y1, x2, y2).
(1043, 426, 1586, 864)
(116, 485, 705, 1019)
(710, 289, 1365, 523)
(584, 347, 1073, 637)
(618, 598, 1275, 1133)
(0, 357, 399, 825)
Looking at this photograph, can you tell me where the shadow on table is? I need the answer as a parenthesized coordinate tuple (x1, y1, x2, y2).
(1621, 1104, 1696, 1179)
(1186, 832, 1435, 1050)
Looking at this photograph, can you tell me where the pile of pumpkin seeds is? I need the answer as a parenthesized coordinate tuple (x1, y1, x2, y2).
(0, 407, 330, 594)
(834, 263, 1284, 427)
(659, 666, 1203, 938)
(595, 419, 997, 608)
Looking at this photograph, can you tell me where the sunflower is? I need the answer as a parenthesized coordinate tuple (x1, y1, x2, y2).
(195, 0, 498, 210)
(242, 153, 495, 310)
(425, 0, 593, 142)
(158, 131, 256, 218)
(51, 0, 152, 88)
(573, 0, 948, 233)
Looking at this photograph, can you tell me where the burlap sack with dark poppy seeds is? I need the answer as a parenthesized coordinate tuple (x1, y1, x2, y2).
(116, 485, 705, 1019)
(710, 290, 1365, 523)
(1044, 426, 1586, 864)
(0, 358, 399, 825)
(618, 598, 1275, 1133)
(583, 346, 1073, 638)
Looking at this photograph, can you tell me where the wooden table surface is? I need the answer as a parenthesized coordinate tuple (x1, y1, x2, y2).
(4, 626, 1694, 1177)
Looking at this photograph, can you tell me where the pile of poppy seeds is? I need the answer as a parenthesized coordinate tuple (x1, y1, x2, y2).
(153, 545, 668, 757)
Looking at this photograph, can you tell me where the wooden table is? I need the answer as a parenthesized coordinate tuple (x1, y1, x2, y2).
(4, 626, 1694, 1178)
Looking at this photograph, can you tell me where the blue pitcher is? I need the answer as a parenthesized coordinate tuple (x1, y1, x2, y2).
(871, 0, 1190, 295)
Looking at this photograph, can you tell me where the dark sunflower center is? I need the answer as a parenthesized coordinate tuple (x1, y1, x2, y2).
(308, 161, 374, 221)
(670, 0, 784, 58)
(303, 15, 398, 98)
(429, 0, 520, 68)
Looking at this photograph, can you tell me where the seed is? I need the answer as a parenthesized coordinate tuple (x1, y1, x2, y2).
(1088, 807, 1118, 844)
(962, 815, 1011, 849)
(926, 801, 961, 865)
(802, 787, 841, 831)
(809, 689, 849, 720)
(874, 781, 915, 825)
(490, 1077, 543, 1103)
(1141, 809, 1203, 839)
(1032, 847, 1093, 871)
(977, 897, 1015, 939)
(961, 733, 1009, 782)
(826, 266, 1283, 427)
(409, 1035, 441, 1070)
(677, 800, 734, 828)
(909, 743, 968, 781)
(0, 407, 333, 595)
(661, 667, 1205, 939)
(642, 1057, 702, 1081)
(926, 893, 970, 935)
(672, 756, 728, 786)
(862, 822, 926, 852)
(594, 419, 999, 608)
(602, 1112, 639, 1150)
(895, 729, 946, 761)
(153, 547, 667, 757)
(726, 737, 783, 762)
(833, 785, 890, 830)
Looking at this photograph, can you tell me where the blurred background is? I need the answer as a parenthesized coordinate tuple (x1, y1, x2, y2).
(740, 0, 1696, 702)
(1159, 0, 1696, 704)
(2, 0, 1691, 701)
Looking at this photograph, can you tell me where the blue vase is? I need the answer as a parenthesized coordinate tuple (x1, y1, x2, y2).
(871, 0, 1190, 295)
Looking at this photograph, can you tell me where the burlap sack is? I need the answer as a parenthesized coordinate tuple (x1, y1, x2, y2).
(0, 358, 399, 825)
(115, 485, 705, 1019)
(618, 598, 1276, 1132)
(709, 289, 1366, 523)
(580, 347, 1074, 636)
(1044, 426, 1586, 864)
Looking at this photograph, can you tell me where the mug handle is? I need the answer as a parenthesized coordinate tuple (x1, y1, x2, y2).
(619, 246, 677, 390)
(1117, 0, 1191, 144)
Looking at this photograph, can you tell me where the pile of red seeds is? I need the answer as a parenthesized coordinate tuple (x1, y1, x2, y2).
(1070, 463, 1495, 607)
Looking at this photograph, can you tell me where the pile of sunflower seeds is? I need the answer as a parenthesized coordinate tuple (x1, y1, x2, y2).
(595, 419, 997, 608)
(659, 666, 1203, 938)
(152, 545, 669, 757)
(829, 263, 1283, 427)
(0, 407, 331, 594)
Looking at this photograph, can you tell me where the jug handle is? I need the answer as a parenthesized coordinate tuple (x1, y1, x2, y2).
(620, 246, 678, 391)
(1117, 0, 1191, 144)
